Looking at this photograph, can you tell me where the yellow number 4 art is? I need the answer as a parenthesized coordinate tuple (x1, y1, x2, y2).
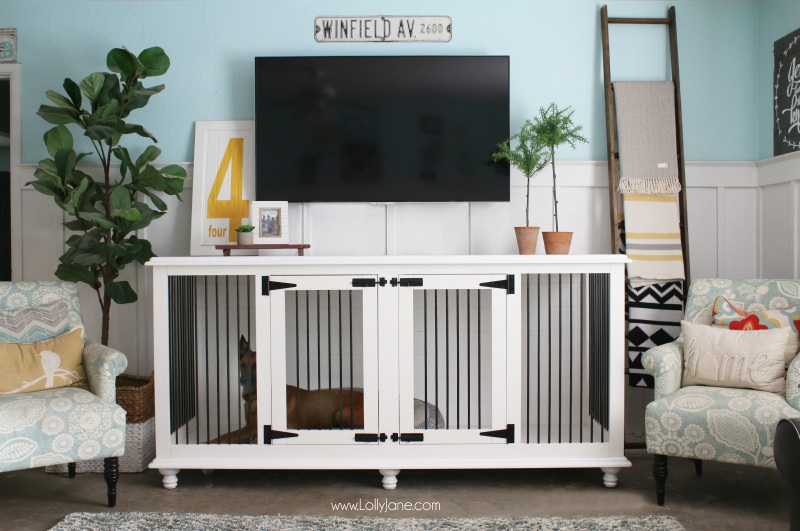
(206, 138, 249, 242)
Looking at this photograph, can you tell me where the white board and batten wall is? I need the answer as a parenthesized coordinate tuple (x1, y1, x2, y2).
(17, 154, 800, 373)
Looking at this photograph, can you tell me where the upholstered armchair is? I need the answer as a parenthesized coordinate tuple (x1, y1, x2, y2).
(0, 281, 128, 507)
(643, 278, 800, 505)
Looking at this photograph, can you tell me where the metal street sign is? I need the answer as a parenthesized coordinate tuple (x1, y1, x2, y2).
(314, 16, 451, 43)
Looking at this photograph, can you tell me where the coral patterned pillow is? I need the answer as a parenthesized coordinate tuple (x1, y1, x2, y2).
(0, 327, 86, 394)
(711, 296, 800, 364)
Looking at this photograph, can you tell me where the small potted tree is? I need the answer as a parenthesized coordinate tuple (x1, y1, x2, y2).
(492, 121, 549, 254)
(529, 103, 588, 254)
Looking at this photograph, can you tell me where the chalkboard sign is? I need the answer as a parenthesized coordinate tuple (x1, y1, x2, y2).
(774, 27, 800, 156)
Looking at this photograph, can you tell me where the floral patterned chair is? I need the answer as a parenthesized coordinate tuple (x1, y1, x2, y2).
(0, 281, 127, 507)
(643, 278, 800, 505)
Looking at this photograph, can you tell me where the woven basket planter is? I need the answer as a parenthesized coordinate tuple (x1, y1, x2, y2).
(116, 373, 155, 424)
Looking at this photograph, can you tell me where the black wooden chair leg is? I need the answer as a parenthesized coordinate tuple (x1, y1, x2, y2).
(653, 454, 668, 506)
(67, 462, 76, 478)
(103, 457, 119, 508)
(693, 458, 703, 476)
(775, 418, 800, 531)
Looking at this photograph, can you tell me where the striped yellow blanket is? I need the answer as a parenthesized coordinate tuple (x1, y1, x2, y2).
(623, 193, 685, 287)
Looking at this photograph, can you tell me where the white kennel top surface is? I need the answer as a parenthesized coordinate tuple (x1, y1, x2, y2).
(147, 254, 631, 268)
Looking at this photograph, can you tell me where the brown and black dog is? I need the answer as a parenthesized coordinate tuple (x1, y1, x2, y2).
(208, 337, 364, 444)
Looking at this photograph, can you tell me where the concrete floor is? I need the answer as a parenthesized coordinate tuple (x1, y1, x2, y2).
(0, 450, 790, 531)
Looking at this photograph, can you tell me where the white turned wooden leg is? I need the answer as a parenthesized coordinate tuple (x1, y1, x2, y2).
(601, 467, 620, 488)
(379, 469, 400, 490)
(159, 468, 180, 489)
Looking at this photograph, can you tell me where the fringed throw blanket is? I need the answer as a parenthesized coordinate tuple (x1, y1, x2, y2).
(623, 194, 685, 287)
(613, 81, 681, 195)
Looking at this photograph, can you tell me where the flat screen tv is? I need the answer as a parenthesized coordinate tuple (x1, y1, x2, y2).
(254, 55, 510, 203)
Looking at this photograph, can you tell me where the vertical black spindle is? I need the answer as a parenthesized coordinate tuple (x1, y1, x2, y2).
(349, 290, 354, 428)
(445, 290, 450, 430)
(477, 290, 482, 429)
(547, 274, 553, 443)
(424, 290, 429, 420)
(305, 291, 311, 428)
(434, 290, 440, 430)
(225, 277, 231, 443)
(456, 290, 461, 429)
(294, 291, 301, 429)
(338, 291, 343, 429)
(467, 290, 471, 429)
(526, 274, 531, 444)
(327, 291, 333, 430)
(537, 274, 542, 444)
(558, 274, 563, 444)
(567, 273, 575, 442)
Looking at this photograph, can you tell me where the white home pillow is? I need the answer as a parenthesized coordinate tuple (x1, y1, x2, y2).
(681, 320, 790, 393)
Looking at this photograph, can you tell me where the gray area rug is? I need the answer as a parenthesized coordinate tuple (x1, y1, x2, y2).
(49, 512, 685, 531)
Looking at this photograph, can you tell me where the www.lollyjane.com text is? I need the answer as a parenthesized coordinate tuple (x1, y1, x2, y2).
(331, 498, 441, 513)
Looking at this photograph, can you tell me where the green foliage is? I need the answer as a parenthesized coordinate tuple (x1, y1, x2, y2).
(236, 225, 255, 233)
(529, 103, 587, 232)
(492, 121, 549, 228)
(29, 46, 187, 345)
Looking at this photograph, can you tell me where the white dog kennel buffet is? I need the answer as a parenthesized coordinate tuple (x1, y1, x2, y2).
(147, 255, 631, 490)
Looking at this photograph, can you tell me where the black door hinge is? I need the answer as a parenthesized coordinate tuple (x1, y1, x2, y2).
(351, 277, 387, 288)
(480, 423, 515, 443)
(479, 275, 515, 294)
(390, 277, 423, 288)
(263, 425, 299, 444)
(262, 277, 297, 296)
(355, 432, 388, 443)
(391, 432, 424, 442)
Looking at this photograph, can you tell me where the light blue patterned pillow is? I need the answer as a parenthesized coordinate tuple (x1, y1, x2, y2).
(0, 300, 74, 343)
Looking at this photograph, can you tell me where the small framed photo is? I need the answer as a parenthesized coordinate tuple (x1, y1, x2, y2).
(251, 201, 289, 244)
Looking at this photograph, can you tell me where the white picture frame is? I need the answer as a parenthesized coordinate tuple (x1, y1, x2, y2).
(189, 120, 255, 256)
(251, 201, 289, 244)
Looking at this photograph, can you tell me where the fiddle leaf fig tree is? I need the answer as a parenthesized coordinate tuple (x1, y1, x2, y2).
(29, 46, 187, 346)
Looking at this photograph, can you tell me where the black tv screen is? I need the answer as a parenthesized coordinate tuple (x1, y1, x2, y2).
(254, 55, 510, 203)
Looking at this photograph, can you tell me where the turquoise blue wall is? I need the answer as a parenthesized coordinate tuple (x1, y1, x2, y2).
(2, 1, 775, 164)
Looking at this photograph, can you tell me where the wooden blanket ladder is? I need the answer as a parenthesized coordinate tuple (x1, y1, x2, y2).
(600, 5, 691, 284)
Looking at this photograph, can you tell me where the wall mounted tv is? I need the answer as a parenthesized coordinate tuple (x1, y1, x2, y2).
(254, 55, 510, 203)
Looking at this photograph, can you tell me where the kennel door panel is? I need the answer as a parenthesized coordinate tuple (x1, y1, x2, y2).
(397, 274, 508, 444)
(266, 274, 379, 445)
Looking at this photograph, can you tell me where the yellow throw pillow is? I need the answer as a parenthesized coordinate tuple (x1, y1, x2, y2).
(0, 327, 86, 394)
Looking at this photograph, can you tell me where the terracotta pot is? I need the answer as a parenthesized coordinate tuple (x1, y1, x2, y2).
(542, 231, 573, 255)
(237, 231, 253, 245)
(514, 226, 540, 255)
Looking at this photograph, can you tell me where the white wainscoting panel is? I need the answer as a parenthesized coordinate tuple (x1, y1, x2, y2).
(388, 201, 471, 256)
(686, 187, 719, 280)
(303, 202, 388, 256)
(721, 187, 759, 279)
(761, 182, 796, 279)
(758, 151, 800, 279)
